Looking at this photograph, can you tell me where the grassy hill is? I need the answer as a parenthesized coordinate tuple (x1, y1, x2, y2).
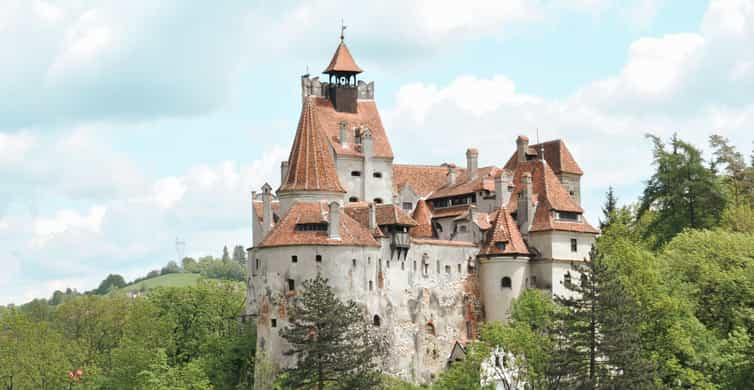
(120, 273, 202, 293)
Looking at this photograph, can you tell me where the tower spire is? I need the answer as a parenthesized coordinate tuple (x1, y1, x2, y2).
(340, 19, 347, 41)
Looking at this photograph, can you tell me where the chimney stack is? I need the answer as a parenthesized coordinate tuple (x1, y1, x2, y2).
(339, 121, 349, 148)
(466, 148, 479, 180)
(261, 183, 273, 235)
(516, 135, 529, 163)
(447, 164, 457, 186)
(517, 173, 533, 234)
(328, 201, 341, 240)
(495, 174, 506, 208)
(368, 202, 377, 231)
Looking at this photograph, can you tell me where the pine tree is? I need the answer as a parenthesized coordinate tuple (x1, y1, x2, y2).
(599, 186, 618, 231)
(232, 245, 246, 266)
(549, 247, 655, 389)
(279, 275, 388, 390)
(221, 245, 231, 262)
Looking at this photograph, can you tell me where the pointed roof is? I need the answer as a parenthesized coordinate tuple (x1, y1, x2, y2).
(410, 199, 434, 238)
(479, 208, 530, 256)
(279, 99, 346, 194)
(324, 40, 363, 74)
(504, 139, 583, 176)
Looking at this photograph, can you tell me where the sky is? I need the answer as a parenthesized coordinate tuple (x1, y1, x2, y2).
(1, 0, 753, 305)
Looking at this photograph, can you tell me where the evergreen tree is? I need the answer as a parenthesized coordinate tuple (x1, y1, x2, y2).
(599, 186, 618, 231)
(96, 274, 126, 294)
(222, 245, 231, 262)
(549, 247, 655, 389)
(639, 134, 725, 246)
(232, 245, 247, 266)
(279, 275, 388, 390)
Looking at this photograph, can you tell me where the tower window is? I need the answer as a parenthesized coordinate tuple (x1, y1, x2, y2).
(349, 196, 359, 202)
(436, 260, 440, 274)
(352, 258, 357, 267)
(373, 172, 382, 178)
(288, 279, 295, 291)
(316, 255, 322, 263)
(496, 242, 507, 251)
(374, 198, 383, 204)
(445, 265, 451, 274)
(373, 315, 381, 327)
(271, 319, 277, 328)
(255, 258, 260, 270)
(291, 255, 298, 263)
(401, 262, 405, 271)
(564, 273, 572, 287)
(426, 322, 436, 336)
(570, 239, 578, 252)
(351, 170, 361, 177)
(369, 280, 373, 291)
(403, 202, 412, 211)
(501, 277, 512, 289)
(458, 264, 462, 273)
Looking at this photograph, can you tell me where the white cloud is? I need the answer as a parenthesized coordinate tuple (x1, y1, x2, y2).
(152, 177, 187, 210)
(33, 205, 107, 243)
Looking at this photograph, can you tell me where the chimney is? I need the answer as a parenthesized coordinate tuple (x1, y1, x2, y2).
(280, 161, 289, 184)
(361, 126, 373, 157)
(495, 175, 505, 208)
(368, 203, 377, 230)
(328, 201, 341, 240)
(516, 135, 529, 163)
(466, 148, 479, 180)
(447, 164, 457, 186)
(339, 121, 349, 148)
(261, 183, 273, 235)
(517, 173, 533, 234)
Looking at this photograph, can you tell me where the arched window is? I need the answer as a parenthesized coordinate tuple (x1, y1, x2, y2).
(501, 277, 512, 289)
(374, 198, 383, 204)
(373, 315, 381, 327)
(426, 322, 436, 336)
(349, 196, 359, 202)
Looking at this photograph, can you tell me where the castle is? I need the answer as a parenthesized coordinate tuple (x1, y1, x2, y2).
(246, 34, 598, 385)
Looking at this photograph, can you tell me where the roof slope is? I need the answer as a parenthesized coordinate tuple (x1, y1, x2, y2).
(504, 139, 583, 176)
(393, 164, 463, 198)
(343, 203, 417, 227)
(410, 199, 434, 238)
(323, 40, 363, 74)
(479, 208, 530, 256)
(258, 202, 379, 248)
(313, 97, 394, 159)
(428, 166, 501, 199)
(252, 201, 280, 222)
(279, 99, 346, 193)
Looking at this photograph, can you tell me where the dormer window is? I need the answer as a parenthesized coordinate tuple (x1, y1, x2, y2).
(557, 211, 580, 222)
(495, 242, 507, 251)
(374, 198, 383, 204)
(296, 223, 328, 231)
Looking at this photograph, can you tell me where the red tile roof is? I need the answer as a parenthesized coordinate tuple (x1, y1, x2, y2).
(312, 97, 394, 159)
(479, 208, 530, 256)
(529, 204, 599, 234)
(257, 202, 379, 248)
(252, 201, 280, 223)
(279, 99, 346, 193)
(428, 166, 501, 200)
(393, 164, 460, 198)
(343, 203, 417, 227)
(431, 204, 472, 219)
(411, 238, 478, 247)
(323, 40, 363, 74)
(410, 199, 434, 238)
(504, 139, 583, 176)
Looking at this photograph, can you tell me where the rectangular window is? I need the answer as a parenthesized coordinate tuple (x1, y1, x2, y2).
(373, 172, 382, 178)
(369, 280, 373, 291)
(559, 211, 580, 221)
(352, 258, 357, 267)
(291, 255, 298, 263)
(401, 262, 405, 270)
(255, 258, 260, 269)
(445, 265, 451, 274)
(437, 260, 440, 274)
(351, 170, 361, 177)
(403, 202, 413, 211)
(458, 264, 462, 273)
(271, 319, 277, 328)
(288, 279, 295, 291)
(316, 255, 322, 263)
(570, 239, 578, 252)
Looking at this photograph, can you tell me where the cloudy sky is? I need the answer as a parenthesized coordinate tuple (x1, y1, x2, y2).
(1, 0, 753, 304)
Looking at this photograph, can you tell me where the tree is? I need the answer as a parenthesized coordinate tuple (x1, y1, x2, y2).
(232, 245, 247, 266)
(96, 274, 127, 294)
(639, 134, 725, 246)
(279, 275, 387, 390)
(160, 261, 181, 275)
(599, 186, 618, 231)
(221, 245, 231, 262)
(550, 247, 655, 389)
(710, 134, 752, 207)
(181, 257, 198, 273)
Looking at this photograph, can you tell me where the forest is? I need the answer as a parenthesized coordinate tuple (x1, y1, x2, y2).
(1, 134, 752, 389)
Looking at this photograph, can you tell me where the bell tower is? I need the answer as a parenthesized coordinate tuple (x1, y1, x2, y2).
(323, 24, 362, 113)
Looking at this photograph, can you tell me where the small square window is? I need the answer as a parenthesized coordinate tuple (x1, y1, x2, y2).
(373, 172, 382, 178)
(316, 255, 322, 263)
(402, 202, 413, 211)
(570, 239, 578, 252)
(352, 258, 357, 267)
(351, 171, 361, 177)
(291, 255, 298, 263)
(288, 279, 295, 291)
(271, 319, 277, 328)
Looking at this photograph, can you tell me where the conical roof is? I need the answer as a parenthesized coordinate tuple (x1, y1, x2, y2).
(279, 99, 346, 193)
(323, 40, 363, 74)
(410, 199, 434, 238)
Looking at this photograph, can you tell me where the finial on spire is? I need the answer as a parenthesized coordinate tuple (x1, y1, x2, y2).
(340, 19, 347, 41)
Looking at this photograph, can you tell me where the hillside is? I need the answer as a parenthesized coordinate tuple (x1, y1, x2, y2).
(119, 273, 202, 293)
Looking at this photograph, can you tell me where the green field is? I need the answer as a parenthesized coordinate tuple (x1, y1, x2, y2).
(120, 273, 202, 293)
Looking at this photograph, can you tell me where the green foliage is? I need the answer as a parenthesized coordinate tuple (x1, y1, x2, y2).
(639, 134, 725, 246)
(161, 260, 182, 275)
(233, 245, 247, 266)
(280, 275, 388, 390)
(599, 185, 618, 231)
(96, 273, 127, 294)
(433, 343, 490, 390)
(136, 349, 213, 390)
(201, 258, 247, 281)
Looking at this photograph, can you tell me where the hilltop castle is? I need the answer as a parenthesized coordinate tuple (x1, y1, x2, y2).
(246, 34, 598, 385)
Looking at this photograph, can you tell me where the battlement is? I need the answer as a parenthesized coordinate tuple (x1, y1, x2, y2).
(301, 74, 374, 100)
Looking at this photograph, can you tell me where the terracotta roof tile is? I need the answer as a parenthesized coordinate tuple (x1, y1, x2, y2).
(323, 40, 363, 74)
(411, 238, 478, 247)
(279, 99, 346, 193)
(258, 202, 379, 248)
(312, 97, 394, 159)
(410, 199, 434, 238)
(393, 164, 460, 198)
(529, 203, 599, 234)
(479, 208, 530, 256)
(252, 201, 280, 223)
(431, 204, 472, 219)
(504, 139, 583, 176)
(343, 203, 417, 227)
(428, 166, 500, 200)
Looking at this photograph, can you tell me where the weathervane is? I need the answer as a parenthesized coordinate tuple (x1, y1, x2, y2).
(340, 19, 347, 41)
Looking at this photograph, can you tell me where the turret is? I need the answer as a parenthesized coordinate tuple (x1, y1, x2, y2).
(466, 148, 479, 180)
(516, 135, 529, 163)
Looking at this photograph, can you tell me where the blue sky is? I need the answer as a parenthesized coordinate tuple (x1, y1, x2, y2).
(1, 0, 753, 304)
